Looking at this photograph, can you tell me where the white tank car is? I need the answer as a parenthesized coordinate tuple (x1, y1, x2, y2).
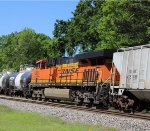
(112, 44, 150, 102)
(0, 74, 4, 88)
(0, 74, 4, 89)
(15, 72, 25, 90)
(15, 65, 33, 90)
(0, 71, 12, 89)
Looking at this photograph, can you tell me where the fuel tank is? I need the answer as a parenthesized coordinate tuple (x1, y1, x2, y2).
(44, 88, 72, 100)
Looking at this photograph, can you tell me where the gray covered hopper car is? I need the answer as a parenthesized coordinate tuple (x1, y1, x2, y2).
(112, 44, 150, 102)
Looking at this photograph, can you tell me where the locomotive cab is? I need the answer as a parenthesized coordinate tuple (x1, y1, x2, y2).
(36, 59, 48, 69)
(36, 58, 57, 69)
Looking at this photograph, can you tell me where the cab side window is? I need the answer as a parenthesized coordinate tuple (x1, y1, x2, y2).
(36, 63, 40, 69)
(41, 62, 45, 69)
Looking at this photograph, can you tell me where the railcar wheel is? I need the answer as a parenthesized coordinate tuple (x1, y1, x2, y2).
(42, 98, 47, 102)
(86, 99, 94, 107)
(77, 99, 84, 106)
(57, 99, 61, 102)
(51, 99, 54, 102)
(10, 92, 14, 97)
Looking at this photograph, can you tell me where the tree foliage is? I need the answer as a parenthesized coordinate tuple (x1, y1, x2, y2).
(97, 0, 150, 49)
(53, 0, 104, 55)
(53, 0, 149, 53)
(0, 28, 53, 71)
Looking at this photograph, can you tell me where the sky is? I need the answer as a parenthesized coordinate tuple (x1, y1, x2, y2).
(0, 1, 79, 37)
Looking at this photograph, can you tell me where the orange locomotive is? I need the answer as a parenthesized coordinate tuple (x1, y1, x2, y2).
(30, 50, 119, 105)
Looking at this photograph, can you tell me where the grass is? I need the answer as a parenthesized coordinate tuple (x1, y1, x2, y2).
(0, 105, 116, 131)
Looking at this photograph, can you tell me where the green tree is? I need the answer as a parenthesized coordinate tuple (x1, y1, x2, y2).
(53, 20, 70, 56)
(53, 0, 149, 52)
(97, 0, 150, 49)
(72, 0, 104, 51)
(53, 0, 104, 55)
(0, 28, 54, 71)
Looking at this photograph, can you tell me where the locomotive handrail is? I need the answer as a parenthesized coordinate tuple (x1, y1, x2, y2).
(96, 76, 111, 96)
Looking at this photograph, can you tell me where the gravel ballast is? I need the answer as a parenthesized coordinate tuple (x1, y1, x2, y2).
(0, 99, 150, 131)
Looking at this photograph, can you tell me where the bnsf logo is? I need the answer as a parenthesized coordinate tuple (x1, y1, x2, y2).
(61, 68, 79, 74)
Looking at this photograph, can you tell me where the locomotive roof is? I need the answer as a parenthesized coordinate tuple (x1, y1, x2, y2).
(46, 49, 116, 65)
(75, 49, 116, 60)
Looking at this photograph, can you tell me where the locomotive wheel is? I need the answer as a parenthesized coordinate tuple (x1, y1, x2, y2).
(38, 97, 42, 101)
(50, 99, 54, 102)
(10, 92, 14, 97)
(77, 99, 84, 106)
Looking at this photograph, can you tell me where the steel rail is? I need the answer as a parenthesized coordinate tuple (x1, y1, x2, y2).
(0, 95, 150, 121)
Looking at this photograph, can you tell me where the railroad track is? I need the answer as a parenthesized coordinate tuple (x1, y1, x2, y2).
(0, 95, 150, 121)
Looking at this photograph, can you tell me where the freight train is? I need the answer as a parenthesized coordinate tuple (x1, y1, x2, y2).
(1, 45, 150, 112)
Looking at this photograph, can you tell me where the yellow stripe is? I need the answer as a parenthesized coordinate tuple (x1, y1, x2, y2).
(55, 80, 82, 83)
(56, 62, 79, 67)
(31, 79, 119, 85)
